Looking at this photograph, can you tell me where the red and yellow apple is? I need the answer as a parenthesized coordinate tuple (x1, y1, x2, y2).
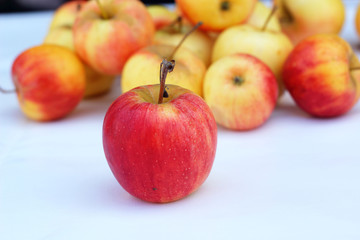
(175, 0, 257, 32)
(11, 45, 86, 121)
(204, 54, 278, 130)
(283, 34, 360, 118)
(73, 0, 155, 75)
(103, 83, 217, 203)
(212, 24, 293, 96)
(44, 0, 115, 98)
(274, 0, 345, 45)
(356, 3, 360, 37)
(121, 44, 206, 97)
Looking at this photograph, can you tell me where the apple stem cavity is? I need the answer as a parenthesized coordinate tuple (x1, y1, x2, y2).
(262, 5, 278, 31)
(234, 76, 245, 85)
(96, 0, 109, 19)
(221, 1, 230, 11)
(158, 59, 175, 104)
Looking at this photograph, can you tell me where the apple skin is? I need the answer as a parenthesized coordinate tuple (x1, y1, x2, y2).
(73, 0, 155, 75)
(121, 44, 206, 97)
(356, 4, 360, 37)
(204, 54, 278, 130)
(283, 34, 360, 118)
(103, 84, 217, 203)
(154, 24, 213, 67)
(147, 5, 178, 30)
(212, 24, 293, 96)
(175, 0, 257, 32)
(11, 45, 86, 121)
(274, 0, 345, 45)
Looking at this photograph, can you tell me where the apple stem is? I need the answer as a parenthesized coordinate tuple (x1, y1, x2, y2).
(96, 0, 109, 19)
(350, 67, 360, 71)
(168, 21, 203, 60)
(158, 59, 175, 104)
(0, 86, 16, 94)
(261, 5, 278, 31)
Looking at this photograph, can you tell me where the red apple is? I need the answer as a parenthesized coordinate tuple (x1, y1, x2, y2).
(73, 0, 154, 75)
(11, 45, 86, 121)
(103, 60, 217, 203)
(283, 34, 360, 117)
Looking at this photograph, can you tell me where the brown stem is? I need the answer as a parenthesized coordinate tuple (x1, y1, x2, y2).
(350, 67, 360, 71)
(158, 59, 175, 104)
(261, 5, 278, 31)
(96, 0, 109, 19)
(167, 21, 203, 60)
(0, 86, 16, 94)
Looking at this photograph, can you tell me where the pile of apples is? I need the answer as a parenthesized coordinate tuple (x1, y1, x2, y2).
(7, 0, 360, 203)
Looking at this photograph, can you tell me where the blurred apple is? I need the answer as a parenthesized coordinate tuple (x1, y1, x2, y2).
(44, 0, 115, 98)
(283, 34, 360, 118)
(246, 2, 280, 32)
(147, 5, 178, 30)
(274, 0, 345, 44)
(175, 0, 257, 32)
(11, 45, 86, 121)
(73, 0, 155, 75)
(204, 54, 278, 130)
(121, 44, 206, 97)
(212, 24, 293, 96)
(154, 22, 213, 66)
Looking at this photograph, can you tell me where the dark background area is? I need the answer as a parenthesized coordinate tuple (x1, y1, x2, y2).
(0, 0, 174, 13)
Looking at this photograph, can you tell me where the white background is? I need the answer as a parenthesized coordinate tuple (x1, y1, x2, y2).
(1, 1, 360, 239)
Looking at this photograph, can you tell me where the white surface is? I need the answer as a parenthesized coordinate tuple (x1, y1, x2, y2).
(1, 2, 360, 240)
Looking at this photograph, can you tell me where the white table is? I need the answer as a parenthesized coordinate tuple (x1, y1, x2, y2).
(1, 2, 360, 239)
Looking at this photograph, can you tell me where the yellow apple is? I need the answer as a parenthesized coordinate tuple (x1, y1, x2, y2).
(274, 0, 345, 44)
(175, 0, 257, 32)
(204, 54, 278, 130)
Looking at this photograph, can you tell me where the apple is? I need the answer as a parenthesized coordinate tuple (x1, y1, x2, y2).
(246, 2, 280, 32)
(153, 22, 213, 66)
(283, 34, 360, 118)
(121, 44, 206, 97)
(204, 54, 278, 130)
(147, 5, 178, 30)
(44, 0, 115, 98)
(175, 0, 257, 32)
(73, 0, 155, 75)
(11, 45, 86, 121)
(103, 59, 217, 203)
(274, 0, 345, 44)
(212, 24, 293, 96)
